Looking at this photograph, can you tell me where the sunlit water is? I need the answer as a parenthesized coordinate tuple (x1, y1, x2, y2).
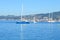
(0, 20, 60, 40)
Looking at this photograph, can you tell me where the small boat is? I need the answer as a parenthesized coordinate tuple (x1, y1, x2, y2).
(32, 17, 37, 23)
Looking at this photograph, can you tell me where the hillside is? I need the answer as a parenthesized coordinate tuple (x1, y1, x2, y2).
(0, 11, 60, 21)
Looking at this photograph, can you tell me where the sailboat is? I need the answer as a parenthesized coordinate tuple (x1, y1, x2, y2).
(32, 17, 37, 23)
(48, 13, 55, 22)
(16, 4, 30, 24)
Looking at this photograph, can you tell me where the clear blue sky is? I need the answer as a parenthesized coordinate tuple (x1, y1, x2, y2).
(0, 0, 60, 16)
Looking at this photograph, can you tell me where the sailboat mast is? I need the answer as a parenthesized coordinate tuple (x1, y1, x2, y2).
(48, 11, 51, 22)
(20, 2, 23, 40)
(21, 3, 23, 21)
(52, 12, 53, 20)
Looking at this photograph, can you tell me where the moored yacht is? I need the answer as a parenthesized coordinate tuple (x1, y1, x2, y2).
(16, 3, 30, 24)
(48, 20, 55, 22)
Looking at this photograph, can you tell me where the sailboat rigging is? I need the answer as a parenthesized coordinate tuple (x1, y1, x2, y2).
(16, 4, 30, 24)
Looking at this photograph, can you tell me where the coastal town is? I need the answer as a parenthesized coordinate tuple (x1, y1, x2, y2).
(0, 11, 60, 22)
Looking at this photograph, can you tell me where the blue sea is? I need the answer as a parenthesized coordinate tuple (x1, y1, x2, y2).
(0, 20, 60, 40)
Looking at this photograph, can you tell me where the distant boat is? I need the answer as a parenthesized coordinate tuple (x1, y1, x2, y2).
(48, 20, 55, 22)
(32, 17, 37, 23)
(48, 12, 55, 23)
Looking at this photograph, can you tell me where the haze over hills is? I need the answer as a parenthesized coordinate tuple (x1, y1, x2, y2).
(0, 11, 60, 22)
(22, 11, 60, 20)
